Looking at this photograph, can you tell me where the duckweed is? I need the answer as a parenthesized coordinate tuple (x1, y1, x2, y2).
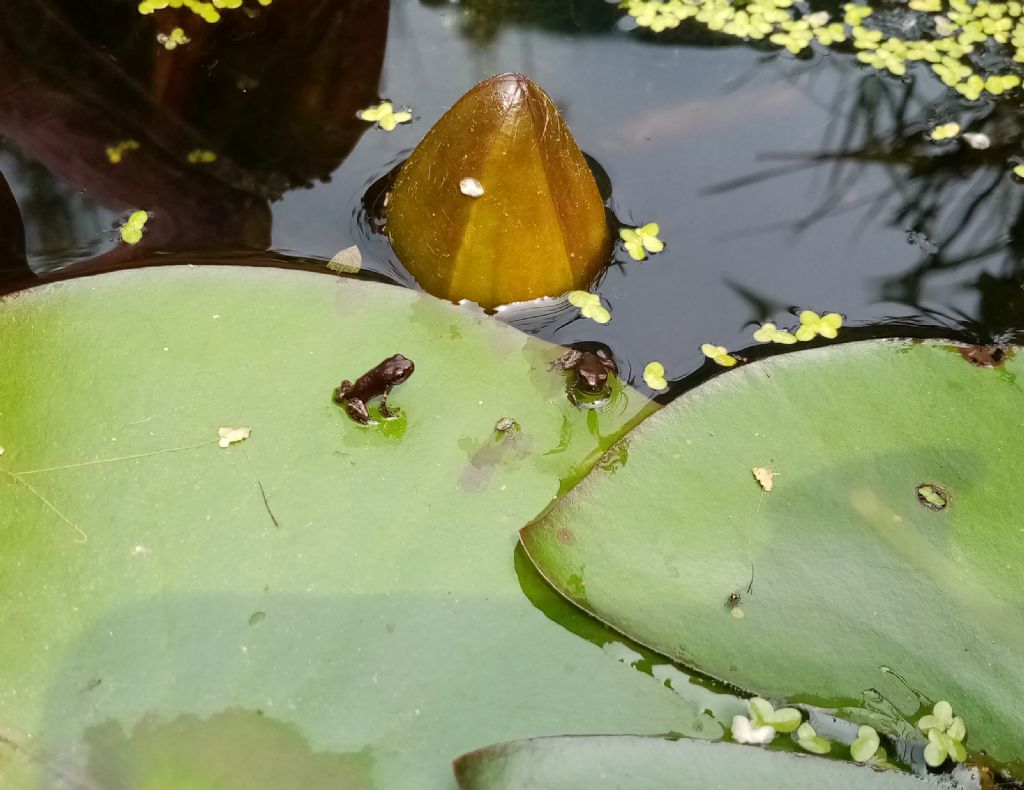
(850, 724, 881, 763)
(622, 0, 1024, 101)
(105, 140, 139, 164)
(568, 290, 612, 324)
(119, 211, 149, 245)
(643, 361, 669, 390)
(795, 722, 832, 754)
(794, 309, 842, 341)
(918, 700, 968, 767)
(700, 343, 738, 366)
(138, 0, 272, 23)
(619, 223, 664, 261)
(357, 101, 413, 132)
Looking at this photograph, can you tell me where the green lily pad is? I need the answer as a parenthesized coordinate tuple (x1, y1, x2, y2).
(0, 266, 717, 788)
(521, 339, 1024, 770)
(452, 735, 931, 789)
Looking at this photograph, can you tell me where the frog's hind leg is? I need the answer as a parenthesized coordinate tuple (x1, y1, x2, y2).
(346, 399, 372, 425)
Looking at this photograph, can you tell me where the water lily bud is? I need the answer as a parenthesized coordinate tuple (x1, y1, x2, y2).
(387, 73, 610, 308)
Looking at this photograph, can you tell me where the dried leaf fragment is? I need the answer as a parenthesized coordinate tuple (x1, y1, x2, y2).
(327, 245, 363, 275)
(752, 466, 775, 492)
(218, 426, 251, 448)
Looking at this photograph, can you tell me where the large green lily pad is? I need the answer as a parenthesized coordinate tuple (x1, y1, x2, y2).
(521, 339, 1024, 770)
(0, 266, 716, 789)
(453, 735, 931, 789)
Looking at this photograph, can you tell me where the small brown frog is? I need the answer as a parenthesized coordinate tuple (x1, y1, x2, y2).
(550, 347, 618, 403)
(333, 354, 415, 425)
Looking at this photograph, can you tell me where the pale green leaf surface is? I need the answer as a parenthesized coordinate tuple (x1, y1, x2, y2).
(0, 266, 710, 789)
(522, 339, 1024, 769)
(453, 735, 931, 789)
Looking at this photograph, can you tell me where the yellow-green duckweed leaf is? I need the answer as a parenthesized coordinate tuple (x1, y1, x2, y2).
(643, 361, 668, 391)
(924, 729, 967, 767)
(844, 3, 873, 25)
(138, 0, 240, 22)
(119, 210, 149, 245)
(520, 339, 1024, 768)
(752, 322, 798, 344)
(187, 149, 217, 164)
(105, 140, 139, 164)
(700, 343, 738, 367)
(851, 725, 881, 763)
(157, 27, 190, 49)
(357, 101, 412, 131)
(796, 723, 832, 754)
(748, 697, 801, 733)
(619, 223, 664, 261)
(930, 121, 961, 140)
(918, 699, 967, 762)
(794, 310, 842, 341)
(567, 290, 611, 324)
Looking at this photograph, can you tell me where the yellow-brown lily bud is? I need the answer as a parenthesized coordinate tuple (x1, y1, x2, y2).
(387, 73, 610, 309)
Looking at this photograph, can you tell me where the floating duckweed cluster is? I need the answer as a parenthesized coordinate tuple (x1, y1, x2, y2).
(622, 0, 1024, 100)
(157, 27, 190, 49)
(568, 290, 612, 324)
(642, 361, 668, 389)
(138, 0, 272, 24)
(356, 101, 413, 132)
(619, 223, 665, 261)
(105, 140, 140, 164)
(700, 343, 738, 366)
(187, 149, 217, 163)
(119, 211, 149, 245)
(918, 701, 968, 767)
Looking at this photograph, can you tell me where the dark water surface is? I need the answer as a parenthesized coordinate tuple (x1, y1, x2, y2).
(1, 0, 1022, 389)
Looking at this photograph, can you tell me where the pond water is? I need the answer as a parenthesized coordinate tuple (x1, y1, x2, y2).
(1, 2, 1021, 784)
(3, 0, 1022, 397)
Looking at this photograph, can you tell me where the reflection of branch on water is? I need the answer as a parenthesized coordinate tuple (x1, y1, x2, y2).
(707, 65, 1024, 338)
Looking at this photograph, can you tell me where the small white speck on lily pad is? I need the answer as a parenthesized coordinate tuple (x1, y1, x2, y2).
(459, 177, 485, 197)
(218, 426, 251, 448)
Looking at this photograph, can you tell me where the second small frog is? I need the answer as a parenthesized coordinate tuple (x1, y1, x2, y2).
(333, 354, 415, 425)
(550, 346, 618, 405)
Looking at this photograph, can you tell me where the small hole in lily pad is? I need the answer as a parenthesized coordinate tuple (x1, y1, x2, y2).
(957, 344, 1008, 368)
(916, 483, 950, 511)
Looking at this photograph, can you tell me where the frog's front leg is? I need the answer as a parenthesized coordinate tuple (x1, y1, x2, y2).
(565, 379, 580, 408)
(378, 385, 395, 418)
